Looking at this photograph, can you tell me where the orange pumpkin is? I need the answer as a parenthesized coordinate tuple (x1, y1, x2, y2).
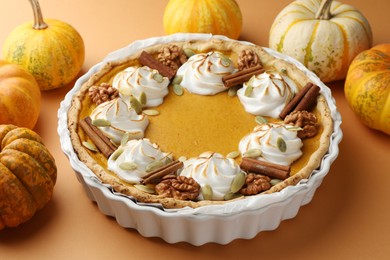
(163, 0, 242, 40)
(0, 60, 41, 129)
(0, 125, 57, 230)
(344, 44, 390, 135)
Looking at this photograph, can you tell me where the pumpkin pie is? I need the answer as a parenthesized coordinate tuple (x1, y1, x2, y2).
(67, 37, 333, 209)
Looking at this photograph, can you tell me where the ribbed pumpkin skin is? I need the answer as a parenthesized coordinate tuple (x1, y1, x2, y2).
(0, 125, 57, 230)
(2, 18, 85, 91)
(344, 44, 390, 135)
(269, 0, 372, 83)
(0, 60, 41, 129)
(163, 0, 242, 40)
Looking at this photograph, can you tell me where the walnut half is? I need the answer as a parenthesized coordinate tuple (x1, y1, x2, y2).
(237, 49, 262, 71)
(155, 175, 200, 200)
(240, 173, 271, 195)
(284, 110, 319, 139)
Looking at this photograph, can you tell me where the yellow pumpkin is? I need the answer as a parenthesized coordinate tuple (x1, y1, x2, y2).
(0, 125, 57, 230)
(163, 0, 242, 40)
(2, 0, 85, 91)
(269, 0, 372, 83)
(0, 60, 41, 129)
(344, 44, 390, 135)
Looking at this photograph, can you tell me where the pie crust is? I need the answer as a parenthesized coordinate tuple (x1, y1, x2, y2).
(67, 38, 333, 209)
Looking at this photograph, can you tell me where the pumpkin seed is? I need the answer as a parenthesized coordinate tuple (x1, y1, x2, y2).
(145, 160, 164, 172)
(219, 53, 231, 67)
(173, 84, 184, 96)
(228, 86, 240, 97)
(129, 96, 142, 114)
(153, 73, 164, 83)
(183, 48, 195, 57)
(255, 115, 268, 125)
(270, 179, 282, 186)
(172, 75, 183, 85)
(224, 192, 243, 201)
(110, 147, 124, 160)
(226, 150, 240, 159)
(244, 85, 253, 97)
(285, 125, 303, 132)
(82, 141, 98, 152)
(91, 118, 111, 127)
(134, 184, 155, 194)
(178, 156, 187, 162)
(121, 132, 130, 146)
(243, 148, 262, 158)
(230, 171, 246, 193)
(139, 91, 147, 105)
(119, 161, 138, 171)
(277, 137, 287, 152)
(142, 109, 160, 116)
(201, 184, 213, 200)
(280, 68, 287, 74)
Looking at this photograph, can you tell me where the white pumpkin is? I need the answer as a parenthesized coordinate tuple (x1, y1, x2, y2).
(269, 0, 372, 82)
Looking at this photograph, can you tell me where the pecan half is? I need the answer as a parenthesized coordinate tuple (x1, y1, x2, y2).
(237, 49, 262, 71)
(88, 83, 119, 105)
(240, 173, 271, 195)
(155, 175, 200, 200)
(157, 45, 188, 71)
(284, 110, 319, 139)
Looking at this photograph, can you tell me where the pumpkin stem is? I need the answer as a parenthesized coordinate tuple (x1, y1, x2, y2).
(315, 0, 333, 20)
(29, 0, 48, 30)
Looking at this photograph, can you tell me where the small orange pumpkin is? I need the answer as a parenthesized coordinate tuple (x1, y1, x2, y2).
(163, 0, 242, 40)
(0, 125, 57, 230)
(344, 44, 390, 135)
(0, 60, 41, 129)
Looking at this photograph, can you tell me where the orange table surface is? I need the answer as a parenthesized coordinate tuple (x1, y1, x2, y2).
(1, 0, 389, 259)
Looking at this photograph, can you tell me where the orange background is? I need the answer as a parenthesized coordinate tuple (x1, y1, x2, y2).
(1, 0, 390, 259)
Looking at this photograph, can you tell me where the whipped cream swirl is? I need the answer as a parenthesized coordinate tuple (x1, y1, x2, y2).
(108, 138, 170, 184)
(239, 123, 303, 166)
(90, 98, 149, 144)
(176, 51, 235, 95)
(179, 152, 242, 201)
(113, 66, 169, 107)
(237, 71, 297, 118)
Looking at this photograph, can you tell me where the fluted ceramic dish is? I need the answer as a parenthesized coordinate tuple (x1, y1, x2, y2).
(58, 33, 342, 245)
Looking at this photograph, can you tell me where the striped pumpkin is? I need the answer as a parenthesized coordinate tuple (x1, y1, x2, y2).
(163, 0, 242, 40)
(269, 0, 372, 83)
(2, 0, 84, 90)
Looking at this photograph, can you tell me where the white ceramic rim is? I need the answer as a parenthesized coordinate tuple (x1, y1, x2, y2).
(57, 33, 342, 244)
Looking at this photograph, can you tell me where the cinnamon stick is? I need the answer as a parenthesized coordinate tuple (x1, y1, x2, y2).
(222, 65, 264, 88)
(141, 160, 184, 185)
(138, 51, 176, 79)
(279, 82, 320, 119)
(240, 157, 290, 180)
(79, 117, 117, 158)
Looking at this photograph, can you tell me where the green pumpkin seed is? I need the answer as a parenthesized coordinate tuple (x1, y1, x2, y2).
(201, 184, 213, 200)
(255, 115, 268, 125)
(224, 192, 243, 201)
(270, 179, 282, 186)
(244, 85, 253, 97)
(226, 150, 240, 159)
(134, 184, 155, 194)
(243, 148, 262, 158)
(277, 137, 287, 152)
(121, 132, 130, 146)
(142, 109, 160, 116)
(219, 53, 231, 67)
(82, 141, 98, 152)
(129, 96, 142, 114)
(145, 160, 164, 172)
(119, 161, 138, 171)
(91, 118, 111, 127)
(173, 84, 184, 96)
(172, 75, 183, 85)
(285, 125, 303, 132)
(153, 73, 164, 83)
(110, 147, 124, 160)
(139, 92, 147, 105)
(230, 171, 246, 193)
(228, 86, 240, 97)
(183, 48, 195, 57)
